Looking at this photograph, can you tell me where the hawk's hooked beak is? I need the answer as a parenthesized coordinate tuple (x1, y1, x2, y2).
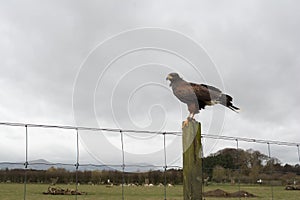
(166, 75, 172, 86)
(166, 75, 172, 81)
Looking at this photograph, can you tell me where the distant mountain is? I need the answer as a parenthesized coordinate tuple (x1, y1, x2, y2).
(0, 159, 159, 172)
(0, 162, 24, 170)
(30, 159, 52, 164)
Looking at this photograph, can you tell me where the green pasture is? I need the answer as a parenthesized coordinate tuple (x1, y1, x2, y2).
(0, 183, 299, 200)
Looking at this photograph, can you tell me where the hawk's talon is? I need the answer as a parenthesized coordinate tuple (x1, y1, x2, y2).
(182, 120, 189, 128)
(182, 118, 190, 128)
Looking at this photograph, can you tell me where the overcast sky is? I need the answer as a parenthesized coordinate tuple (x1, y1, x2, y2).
(0, 0, 300, 169)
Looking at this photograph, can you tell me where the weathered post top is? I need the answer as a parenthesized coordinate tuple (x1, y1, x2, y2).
(182, 120, 202, 200)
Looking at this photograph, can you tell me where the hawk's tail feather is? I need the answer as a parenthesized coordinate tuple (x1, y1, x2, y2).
(228, 105, 240, 113)
(220, 94, 240, 112)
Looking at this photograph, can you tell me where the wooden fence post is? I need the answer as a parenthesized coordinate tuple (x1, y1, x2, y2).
(182, 120, 202, 200)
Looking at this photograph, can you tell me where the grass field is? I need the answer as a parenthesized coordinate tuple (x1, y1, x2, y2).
(0, 183, 299, 200)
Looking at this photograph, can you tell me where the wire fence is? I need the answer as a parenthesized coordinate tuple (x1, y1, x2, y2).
(0, 121, 300, 200)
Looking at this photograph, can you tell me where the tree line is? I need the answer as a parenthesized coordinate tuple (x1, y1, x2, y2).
(1, 148, 299, 185)
(203, 148, 300, 184)
(0, 167, 182, 185)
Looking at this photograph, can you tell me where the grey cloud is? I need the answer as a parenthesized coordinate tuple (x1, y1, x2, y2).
(0, 0, 299, 166)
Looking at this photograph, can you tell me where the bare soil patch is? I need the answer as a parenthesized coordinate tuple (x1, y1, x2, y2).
(204, 189, 257, 198)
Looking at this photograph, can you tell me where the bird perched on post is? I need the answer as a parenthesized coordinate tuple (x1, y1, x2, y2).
(166, 73, 239, 127)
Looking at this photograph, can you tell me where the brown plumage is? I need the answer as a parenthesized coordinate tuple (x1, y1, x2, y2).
(166, 73, 239, 125)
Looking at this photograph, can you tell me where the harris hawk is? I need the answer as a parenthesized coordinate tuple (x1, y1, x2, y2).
(166, 73, 239, 127)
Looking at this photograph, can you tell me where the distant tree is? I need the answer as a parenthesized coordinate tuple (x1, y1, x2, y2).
(203, 150, 235, 177)
(212, 165, 226, 183)
(249, 165, 260, 183)
(91, 170, 102, 184)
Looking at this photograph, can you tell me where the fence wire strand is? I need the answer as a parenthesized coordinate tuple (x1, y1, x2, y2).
(23, 125, 28, 200)
(267, 143, 274, 200)
(120, 130, 125, 200)
(75, 129, 79, 200)
(236, 139, 241, 200)
(201, 136, 205, 200)
(297, 145, 300, 163)
(163, 132, 167, 200)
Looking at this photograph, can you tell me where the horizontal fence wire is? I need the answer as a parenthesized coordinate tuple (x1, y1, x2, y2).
(0, 121, 299, 146)
(0, 162, 182, 169)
